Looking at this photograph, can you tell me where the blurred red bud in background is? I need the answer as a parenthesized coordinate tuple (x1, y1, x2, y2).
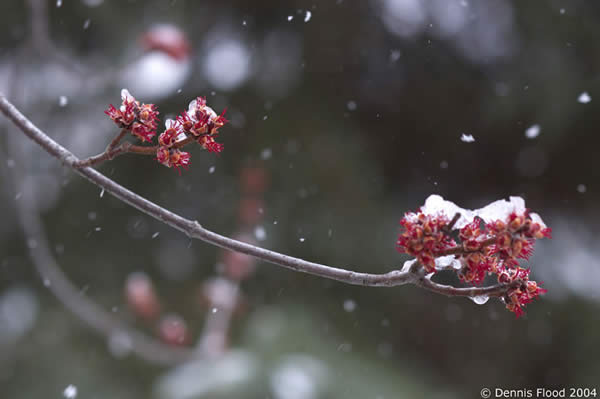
(125, 272, 161, 320)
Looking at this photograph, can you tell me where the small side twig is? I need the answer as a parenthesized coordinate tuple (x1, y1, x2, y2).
(107, 128, 128, 152)
(74, 134, 197, 168)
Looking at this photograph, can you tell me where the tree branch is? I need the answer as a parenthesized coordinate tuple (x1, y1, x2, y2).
(0, 94, 514, 298)
(74, 134, 197, 168)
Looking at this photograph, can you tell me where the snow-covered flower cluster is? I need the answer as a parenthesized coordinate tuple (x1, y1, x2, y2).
(397, 195, 551, 317)
(105, 89, 159, 142)
(105, 90, 228, 172)
(176, 97, 227, 153)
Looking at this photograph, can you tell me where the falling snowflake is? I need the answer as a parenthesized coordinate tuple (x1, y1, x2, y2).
(525, 124, 541, 139)
(63, 385, 77, 399)
(578, 92, 592, 104)
(460, 133, 475, 143)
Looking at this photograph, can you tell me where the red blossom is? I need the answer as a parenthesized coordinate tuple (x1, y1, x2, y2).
(397, 199, 551, 317)
(131, 122, 156, 143)
(176, 111, 194, 132)
(197, 135, 224, 153)
(155, 147, 191, 173)
(104, 89, 158, 142)
(179, 97, 229, 138)
(459, 218, 483, 241)
(503, 268, 547, 318)
(138, 103, 159, 128)
(156, 147, 170, 167)
(158, 120, 183, 146)
(170, 150, 191, 172)
(397, 212, 457, 272)
(105, 90, 229, 171)
(459, 253, 498, 285)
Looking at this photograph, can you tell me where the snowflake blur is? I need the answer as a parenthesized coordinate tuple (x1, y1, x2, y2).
(397, 195, 551, 317)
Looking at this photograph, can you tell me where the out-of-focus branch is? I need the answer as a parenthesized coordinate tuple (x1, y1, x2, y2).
(1, 133, 195, 366)
(27, 0, 87, 76)
(0, 94, 516, 300)
(28, 0, 51, 55)
(15, 200, 196, 366)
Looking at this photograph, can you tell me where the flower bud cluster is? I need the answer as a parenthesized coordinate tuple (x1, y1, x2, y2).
(397, 213, 457, 272)
(497, 267, 548, 318)
(176, 97, 227, 153)
(105, 90, 228, 172)
(397, 199, 551, 317)
(105, 89, 158, 142)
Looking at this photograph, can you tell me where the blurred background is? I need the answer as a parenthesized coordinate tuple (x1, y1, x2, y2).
(0, 0, 599, 397)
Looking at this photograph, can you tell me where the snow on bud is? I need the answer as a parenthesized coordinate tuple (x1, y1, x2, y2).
(397, 195, 551, 316)
(105, 89, 158, 141)
(104, 90, 228, 172)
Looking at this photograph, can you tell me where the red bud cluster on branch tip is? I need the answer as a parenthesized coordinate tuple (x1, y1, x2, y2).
(105, 89, 228, 172)
(397, 195, 551, 318)
(105, 89, 159, 142)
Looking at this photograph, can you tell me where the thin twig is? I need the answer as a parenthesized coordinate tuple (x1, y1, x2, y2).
(416, 275, 519, 298)
(75, 134, 197, 168)
(442, 212, 461, 234)
(0, 94, 515, 299)
(107, 128, 128, 151)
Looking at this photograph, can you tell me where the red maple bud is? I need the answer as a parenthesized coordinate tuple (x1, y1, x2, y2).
(180, 97, 229, 137)
(125, 272, 161, 320)
(176, 111, 194, 133)
(396, 195, 552, 317)
(170, 149, 191, 171)
(158, 127, 179, 146)
(488, 220, 507, 234)
(497, 266, 546, 318)
(105, 89, 158, 142)
(496, 232, 512, 249)
(417, 251, 436, 272)
(459, 253, 498, 285)
(463, 239, 481, 252)
(508, 212, 525, 231)
(513, 238, 535, 260)
(158, 314, 190, 346)
(498, 271, 512, 284)
(505, 282, 547, 318)
(397, 212, 457, 272)
(209, 109, 229, 135)
(158, 119, 184, 146)
(156, 147, 170, 167)
(138, 103, 158, 127)
(526, 223, 552, 239)
(131, 122, 156, 142)
(197, 135, 224, 153)
(459, 219, 483, 241)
